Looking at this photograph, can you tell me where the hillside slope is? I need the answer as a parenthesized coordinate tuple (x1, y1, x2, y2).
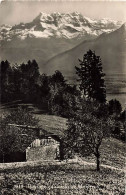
(0, 138, 125, 194)
(44, 23, 126, 78)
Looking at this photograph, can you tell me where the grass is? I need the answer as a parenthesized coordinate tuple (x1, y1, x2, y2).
(0, 103, 125, 194)
(0, 102, 67, 136)
(0, 138, 125, 195)
(84, 138, 126, 170)
(0, 167, 125, 195)
(36, 114, 67, 136)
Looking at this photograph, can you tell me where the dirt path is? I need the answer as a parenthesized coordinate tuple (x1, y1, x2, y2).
(0, 159, 125, 173)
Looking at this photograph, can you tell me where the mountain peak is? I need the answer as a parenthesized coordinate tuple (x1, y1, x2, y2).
(71, 11, 81, 16)
(33, 12, 53, 23)
(116, 22, 126, 36)
(0, 12, 123, 41)
(121, 22, 126, 30)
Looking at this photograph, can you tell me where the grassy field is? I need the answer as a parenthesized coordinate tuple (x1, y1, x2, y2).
(0, 138, 125, 195)
(0, 102, 67, 137)
(0, 103, 125, 194)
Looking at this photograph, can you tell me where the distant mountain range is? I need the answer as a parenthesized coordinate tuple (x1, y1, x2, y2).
(43, 23, 126, 82)
(0, 12, 122, 41)
(0, 12, 123, 69)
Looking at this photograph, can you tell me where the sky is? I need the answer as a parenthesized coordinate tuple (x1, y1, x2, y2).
(0, 1, 126, 26)
(0, 1, 125, 108)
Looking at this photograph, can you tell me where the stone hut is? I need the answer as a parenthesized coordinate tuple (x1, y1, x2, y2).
(5, 124, 62, 162)
(3, 115, 67, 163)
(26, 135, 60, 161)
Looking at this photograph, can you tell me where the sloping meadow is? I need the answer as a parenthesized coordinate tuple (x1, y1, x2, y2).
(0, 138, 125, 195)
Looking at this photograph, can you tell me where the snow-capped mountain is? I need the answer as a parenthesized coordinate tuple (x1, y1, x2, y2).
(0, 12, 122, 41)
(0, 12, 124, 71)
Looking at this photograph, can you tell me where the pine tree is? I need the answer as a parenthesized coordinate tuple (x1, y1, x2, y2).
(75, 50, 106, 103)
(0, 60, 12, 102)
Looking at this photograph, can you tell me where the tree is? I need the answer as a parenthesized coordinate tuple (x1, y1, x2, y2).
(3, 106, 39, 126)
(64, 101, 113, 171)
(0, 60, 40, 103)
(119, 109, 126, 141)
(50, 70, 66, 85)
(108, 99, 122, 116)
(48, 70, 81, 117)
(75, 50, 106, 103)
(19, 60, 40, 102)
(48, 71, 67, 115)
(0, 119, 16, 163)
(39, 73, 51, 108)
(107, 99, 123, 139)
(0, 60, 13, 102)
(0, 107, 40, 162)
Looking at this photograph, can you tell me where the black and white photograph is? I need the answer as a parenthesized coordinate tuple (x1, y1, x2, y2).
(0, 0, 126, 194)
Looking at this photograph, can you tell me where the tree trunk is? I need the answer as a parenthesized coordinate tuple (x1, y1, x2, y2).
(59, 140, 64, 161)
(95, 146, 100, 171)
(96, 155, 100, 171)
(2, 152, 4, 163)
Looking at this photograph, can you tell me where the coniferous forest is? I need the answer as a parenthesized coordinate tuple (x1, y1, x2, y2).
(0, 59, 81, 117)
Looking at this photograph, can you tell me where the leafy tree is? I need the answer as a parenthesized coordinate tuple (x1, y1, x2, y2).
(108, 99, 122, 116)
(3, 106, 39, 126)
(48, 71, 67, 115)
(0, 107, 40, 162)
(119, 110, 126, 141)
(75, 50, 106, 103)
(61, 85, 81, 117)
(107, 99, 123, 140)
(64, 101, 113, 171)
(0, 119, 16, 163)
(48, 71, 81, 117)
(120, 109, 125, 124)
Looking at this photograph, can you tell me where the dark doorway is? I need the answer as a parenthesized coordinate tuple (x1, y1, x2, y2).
(0, 152, 26, 163)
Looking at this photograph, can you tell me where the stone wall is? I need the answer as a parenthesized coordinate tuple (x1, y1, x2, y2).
(26, 142, 60, 161)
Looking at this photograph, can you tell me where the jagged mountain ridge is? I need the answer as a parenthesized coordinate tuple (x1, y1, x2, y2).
(0, 12, 123, 66)
(0, 12, 122, 41)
